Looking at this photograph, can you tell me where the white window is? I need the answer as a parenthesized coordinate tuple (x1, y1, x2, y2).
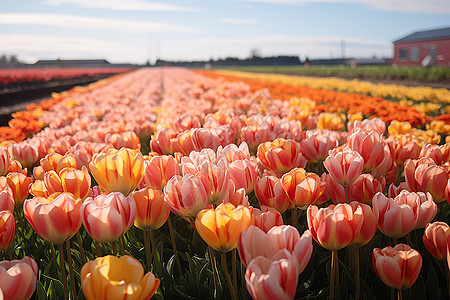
(410, 47, 419, 61)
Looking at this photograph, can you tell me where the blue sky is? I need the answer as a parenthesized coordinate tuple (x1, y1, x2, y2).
(1, 0, 449, 64)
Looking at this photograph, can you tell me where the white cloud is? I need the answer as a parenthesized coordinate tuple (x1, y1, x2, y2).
(0, 34, 147, 63)
(43, 0, 201, 12)
(0, 13, 196, 34)
(159, 35, 391, 60)
(238, 0, 450, 14)
(220, 18, 258, 24)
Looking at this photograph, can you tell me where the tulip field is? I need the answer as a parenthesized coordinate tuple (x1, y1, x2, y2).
(0, 67, 449, 300)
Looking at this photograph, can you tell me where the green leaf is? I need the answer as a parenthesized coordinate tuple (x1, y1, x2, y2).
(36, 280, 47, 300)
(426, 262, 440, 300)
(410, 276, 426, 300)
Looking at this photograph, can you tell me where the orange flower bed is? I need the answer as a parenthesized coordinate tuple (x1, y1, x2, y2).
(196, 70, 429, 127)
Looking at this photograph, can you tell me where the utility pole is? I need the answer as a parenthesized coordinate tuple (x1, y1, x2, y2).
(341, 39, 345, 58)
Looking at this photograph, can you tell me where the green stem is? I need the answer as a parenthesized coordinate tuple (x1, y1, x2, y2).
(58, 243, 69, 300)
(232, 249, 237, 296)
(119, 236, 125, 256)
(209, 246, 218, 291)
(330, 250, 338, 300)
(50, 243, 59, 274)
(222, 252, 238, 300)
(66, 239, 77, 299)
(143, 230, 152, 271)
(76, 232, 86, 265)
(7, 245, 13, 260)
(111, 240, 117, 256)
(291, 206, 299, 229)
(168, 217, 182, 275)
(95, 241, 102, 257)
(397, 288, 402, 300)
(355, 247, 360, 300)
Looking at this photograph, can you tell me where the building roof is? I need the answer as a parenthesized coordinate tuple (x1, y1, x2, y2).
(394, 27, 450, 43)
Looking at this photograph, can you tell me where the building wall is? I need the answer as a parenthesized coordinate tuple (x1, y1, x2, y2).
(391, 39, 450, 67)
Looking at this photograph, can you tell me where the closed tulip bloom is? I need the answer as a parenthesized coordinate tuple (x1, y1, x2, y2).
(324, 174, 346, 204)
(323, 148, 364, 186)
(0, 186, 14, 213)
(349, 201, 377, 247)
(227, 159, 258, 195)
(216, 142, 251, 163)
(255, 175, 291, 214)
(7, 143, 39, 167)
(8, 159, 27, 175)
(372, 244, 422, 290)
(55, 153, 78, 173)
(150, 127, 178, 155)
(139, 155, 179, 190)
(281, 168, 326, 207)
(195, 202, 252, 252)
(415, 192, 437, 229)
(347, 131, 389, 173)
(81, 192, 136, 243)
(238, 225, 313, 273)
(252, 206, 284, 233)
(422, 222, 449, 261)
(23, 193, 82, 244)
(414, 159, 448, 203)
(0, 210, 15, 251)
(257, 138, 306, 175)
(387, 135, 420, 166)
(164, 174, 208, 220)
(59, 167, 92, 200)
(131, 187, 170, 231)
(0, 256, 38, 300)
(0, 172, 33, 204)
(0, 148, 9, 176)
(105, 131, 141, 150)
(372, 191, 419, 239)
(245, 249, 299, 300)
(196, 161, 235, 205)
(81, 255, 159, 300)
(90, 147, 145, 196)
(348, 174, 386, 205)
(300, 130, 339, 163)
(307, 203, 363, 250)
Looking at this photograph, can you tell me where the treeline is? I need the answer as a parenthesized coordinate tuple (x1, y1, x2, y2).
(153, 55, 301, 67)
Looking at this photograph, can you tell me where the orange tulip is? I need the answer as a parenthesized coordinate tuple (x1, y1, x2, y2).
(281, 167, 326, 207)
(0, 256, 38, 300)
(131, 187, 170, 231)
(89, 147, 145, 196)
(195, 202, 252, 252)
(0, 210, 15, 251)
(81, 255, 159, 300)
(422, 222, 449, 261)
(257, 138, 306, 175)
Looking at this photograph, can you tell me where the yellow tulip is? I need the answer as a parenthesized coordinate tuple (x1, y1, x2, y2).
(89, 147, 144, 196)
(81, 255, 159, 300)
(195, 202, 252, 252)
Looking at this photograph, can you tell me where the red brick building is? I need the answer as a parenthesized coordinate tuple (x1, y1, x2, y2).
(391, 27, 450, 67)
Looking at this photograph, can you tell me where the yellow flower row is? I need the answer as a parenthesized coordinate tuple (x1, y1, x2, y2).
(212, 70, 450, 105)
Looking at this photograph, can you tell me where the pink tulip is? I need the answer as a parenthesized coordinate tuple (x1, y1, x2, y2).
(81, 192, 136, 243)
(255, 175, 290, 214)
(422, 222, 449, 261)
(387, 136, 420, 166)
(164, 174, 208, 220)
(245, 249, 299, 300)
(415, 158, 448, 203)
(0, 187, 14, 213)
(349, 201, 377, 247)
(307, 203, 363, 250)
(347, 130, 389, 173)
(196, 161, 235, 205)
(0, 172, 33, 205)
(150, 127, 178, 155)
(251, 206, 284, 233)
(24, 193, 82, 244)
(238, 225, 313, 274)
(324, 173, 346, 204)
(0, 210, 15, 251)
(226, 159, 258, 195)
(372, 244, 422, 289)
(415, 192, 437, 229)
(387, 182, 409, 198)
(323, 148, 364, 186)
(105, 131, 141, 150)
(0, 148, 9, 176)
(0, 257, 38, 300)
(347, 174, 386, 205)
(139, 155, 180, 190)
(241, 124, 274, 154)
(372, 191, 419, 239)
(6, 143, 39, 167)
(216, 142, 251, 163)
(347, 117, 386, 135)
(419, 143, 447, 165)
(300, 130, 339, 162)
